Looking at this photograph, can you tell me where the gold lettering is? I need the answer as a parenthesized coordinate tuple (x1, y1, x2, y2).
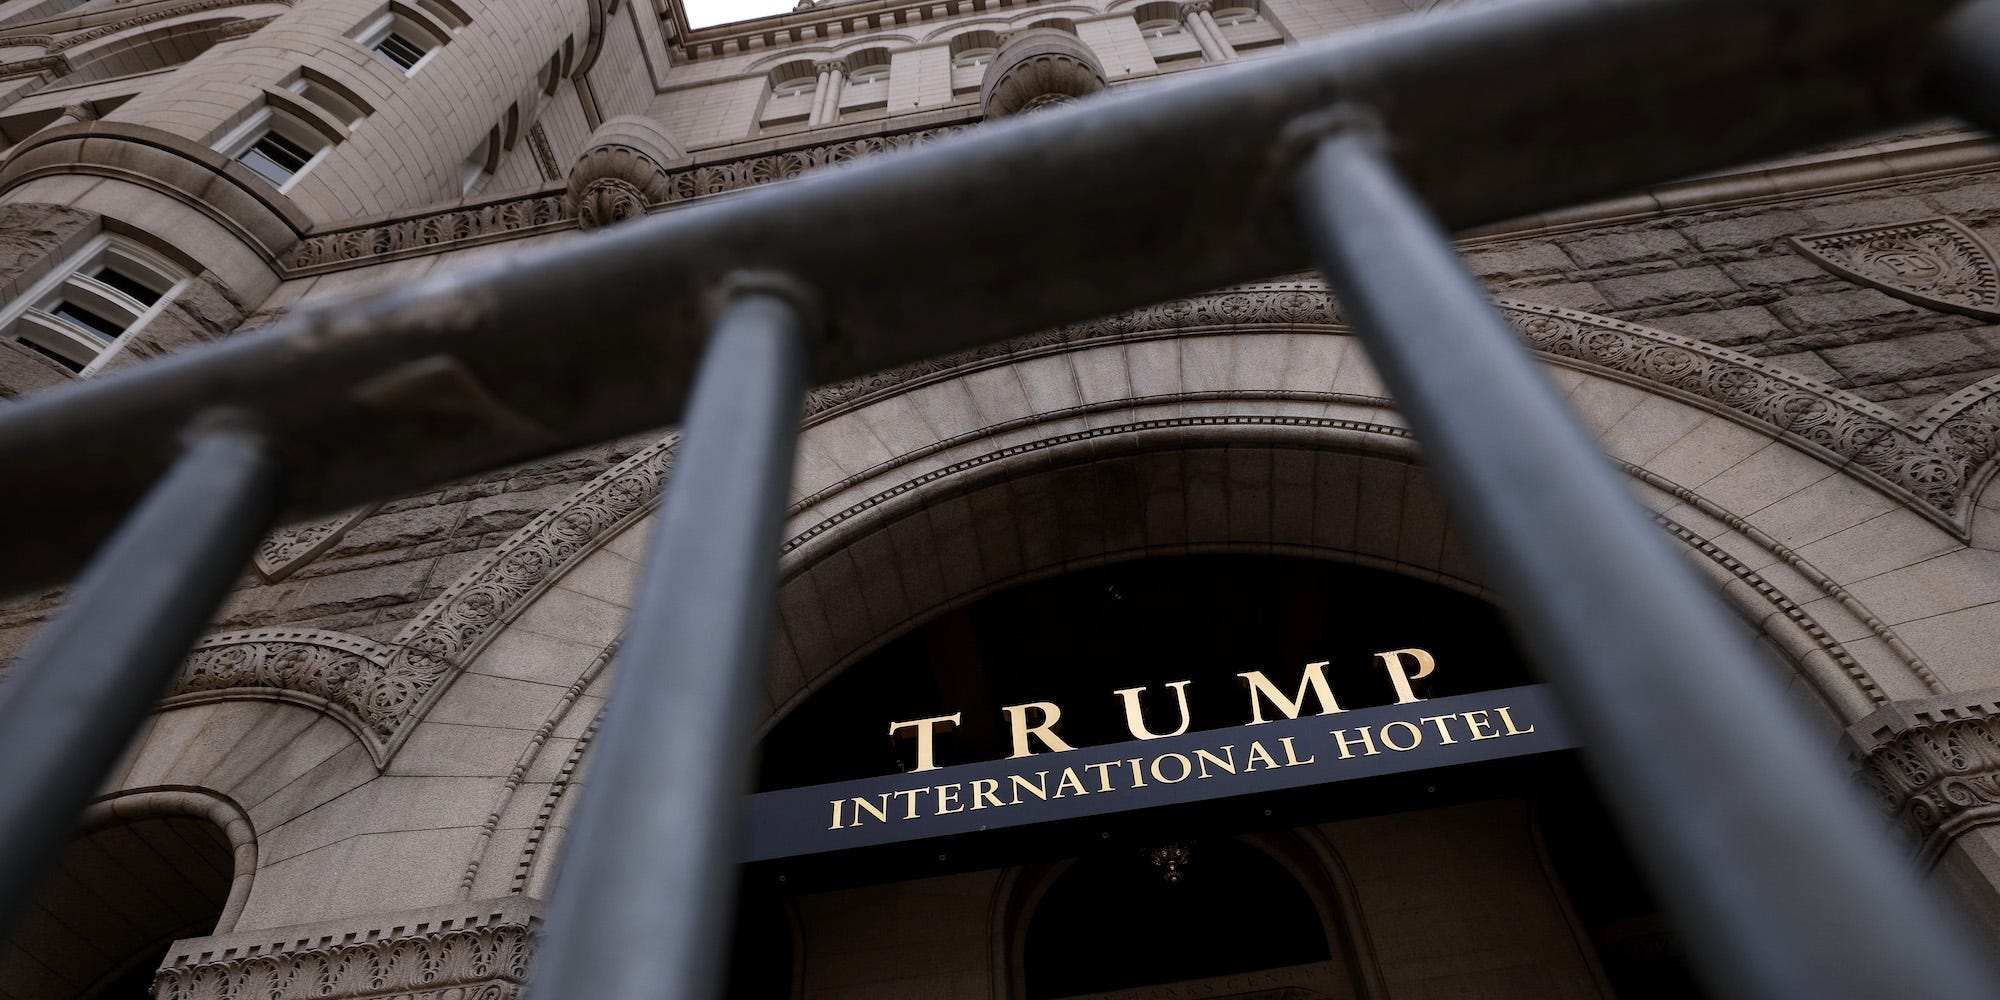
(1114, 679, 1194, 740)
(1126, 758, 1148, 788)
(887, 712, 962, 772)
(828, 798, 844, 830)
(1379, 720, 1422, 752)
(1085, 761, 1120, 793)
(1238, 661, 1343, 724)
(1331, 726, 1379, 759)
(1244, 741, 1281, 771)
(1464, 710, 1500, 740)
(895, 788, 924, 819)
(852, 793, 891, 824)
(1418, 714, 1461, 744)
(1497, 706, 1536, 736)
(1009, 772, 1050, 804)
(1150, 753, 1192, 783)
(935, 783, 964, 814)
(1002, 702, 1077, 757)
(1054, 767, 1089, 797)
(1279, 736, 1316, 765)
(1372, 648, 1436, 705)
(971, 778, 1004, 809)
(1194, 745, 1237, 779)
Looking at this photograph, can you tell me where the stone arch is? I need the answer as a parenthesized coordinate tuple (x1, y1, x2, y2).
(0, 790, 254, 997)
(173, 284, 1993, 764)
(465, 320, 1974, 898)
(88, 700, 378, 933)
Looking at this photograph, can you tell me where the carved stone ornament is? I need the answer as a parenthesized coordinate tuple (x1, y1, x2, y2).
(172, 285, 2000, 766)
(980, 27, 1107, 119)
(1849, 690, 2000, 864)
(153, 898, 537, 1000)
(254, 504, 379, 581)
(565, 116, 686, 230)
(1792, 216, 2000, 319)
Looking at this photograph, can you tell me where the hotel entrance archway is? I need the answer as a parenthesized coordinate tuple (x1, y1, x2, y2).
(736, 554, 1705, 999)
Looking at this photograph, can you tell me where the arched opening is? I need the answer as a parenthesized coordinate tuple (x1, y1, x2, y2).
(0, 812, 235, 997)
(1024, 838, 1330, 997)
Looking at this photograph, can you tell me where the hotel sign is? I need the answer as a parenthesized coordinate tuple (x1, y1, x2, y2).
(741, 653, 1577, 861)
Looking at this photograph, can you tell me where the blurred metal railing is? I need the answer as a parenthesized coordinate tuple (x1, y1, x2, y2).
(2, 0, 1999, 996)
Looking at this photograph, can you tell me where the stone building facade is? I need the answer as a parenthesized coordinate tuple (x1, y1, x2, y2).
(0, 0, 1998, 995)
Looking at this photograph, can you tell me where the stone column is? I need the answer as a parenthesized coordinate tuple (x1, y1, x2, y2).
(810, 59, 847, 126)
(1183, 1, 1236, 60)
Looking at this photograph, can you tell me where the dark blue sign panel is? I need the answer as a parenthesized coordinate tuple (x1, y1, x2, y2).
(741, 684, 1575, 861)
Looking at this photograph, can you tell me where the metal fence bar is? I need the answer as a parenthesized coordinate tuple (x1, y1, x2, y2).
(0, 418, 281, 938)
(525, 289, 808, 999)
(1292, 128, 2000, 997)
(0, 0, 1961, 596)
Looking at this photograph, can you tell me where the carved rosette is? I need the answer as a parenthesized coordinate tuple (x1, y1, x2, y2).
(1792, 216, 2000, 319)
(1850, 692, 2000, 863)
(565, 116, 687, 230)
(979, 28, 1107, 119)
(154, 901, 537, 1000)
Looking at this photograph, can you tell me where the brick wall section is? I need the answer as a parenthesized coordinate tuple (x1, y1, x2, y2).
(1466, 170, 2000, 416)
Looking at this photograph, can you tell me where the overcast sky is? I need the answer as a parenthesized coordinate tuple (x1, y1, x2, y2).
(684, 0, 797, 27)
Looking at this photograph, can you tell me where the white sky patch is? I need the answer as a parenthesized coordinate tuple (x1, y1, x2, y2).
(684, 0, 796, 28)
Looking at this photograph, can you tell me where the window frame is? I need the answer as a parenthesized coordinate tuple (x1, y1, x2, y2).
(355, 10, 446, 75)
(216, 106, 333, 193)
(1, 235, 187, 376)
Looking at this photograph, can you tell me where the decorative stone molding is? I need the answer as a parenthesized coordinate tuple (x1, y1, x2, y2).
(184, 286, 1999, 761)
(170, 629, 399, 763)
(1792, 216, 2000, 320)
(565, 116, 686, 230)
(980, 27, 1106, 119)
(524, 123, 561, 182)
(1849, 691, 2000, 864)
(154, 897, 537, 1000)
(254, 505, 380, 581)
(286, 123, 968, 272)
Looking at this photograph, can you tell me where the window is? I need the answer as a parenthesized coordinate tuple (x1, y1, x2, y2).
(3, 236, 184, 375)
(355, 11, 445, 73)
(848, 64, 888, 85)
(460, 128, 496, 195)
(218, 107, 330, 190)
(770, 74, 816, 99)
(374, 28, 426, 69)
(288, 73, 368, 131)
(950, 47, 995, 70)
(1138, 18, 1182, 38)
(1212, 6, 1261, 25)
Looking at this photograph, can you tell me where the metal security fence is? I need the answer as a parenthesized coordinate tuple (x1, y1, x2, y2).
(0, 0, 1997, 996)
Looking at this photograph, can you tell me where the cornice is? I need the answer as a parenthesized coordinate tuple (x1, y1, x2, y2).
(275, 122, 2000, 278)
(670, 0, 1065, 60)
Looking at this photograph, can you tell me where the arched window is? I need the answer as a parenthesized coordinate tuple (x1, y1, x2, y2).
(771, 72, 816, 98)
(1023, 838, 1333, 997)
(1213, 5, 1261, 26)
(1, 234, 185, 375)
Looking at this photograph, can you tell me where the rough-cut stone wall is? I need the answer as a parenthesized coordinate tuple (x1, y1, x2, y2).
(214, 437, 652, 643)
(1468, 170, 2000, 416)
(0, 437, 649, 664)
